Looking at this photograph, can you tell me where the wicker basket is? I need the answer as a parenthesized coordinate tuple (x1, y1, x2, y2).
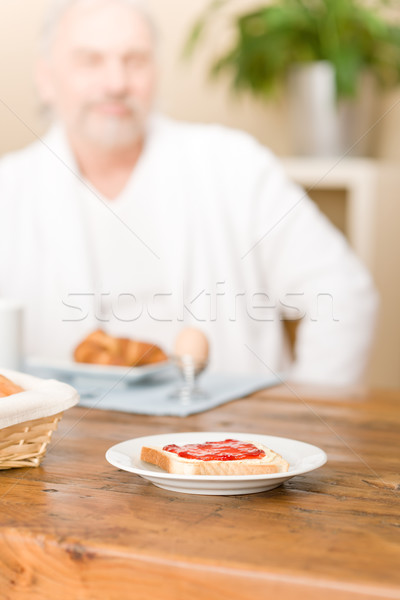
(0, 412, 64, 470)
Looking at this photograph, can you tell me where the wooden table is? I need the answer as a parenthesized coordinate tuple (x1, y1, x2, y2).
(0, 386, 399, 600)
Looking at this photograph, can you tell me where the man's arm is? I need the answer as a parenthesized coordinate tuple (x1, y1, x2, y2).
(253, 155, 379, 386)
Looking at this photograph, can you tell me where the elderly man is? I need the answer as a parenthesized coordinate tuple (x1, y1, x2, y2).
(0, 0, 378, 384)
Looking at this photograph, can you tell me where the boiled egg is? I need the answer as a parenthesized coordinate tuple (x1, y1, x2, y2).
(173, 328, 209, 363)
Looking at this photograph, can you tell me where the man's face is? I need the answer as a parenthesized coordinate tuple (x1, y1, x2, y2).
(37, 0, 157, 149)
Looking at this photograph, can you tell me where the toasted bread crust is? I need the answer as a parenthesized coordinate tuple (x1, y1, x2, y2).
(140, 443, 289, 476)
(0, 375, 24, 398)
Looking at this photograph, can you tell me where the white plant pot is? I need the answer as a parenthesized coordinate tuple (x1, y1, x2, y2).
(286, 61, 378, 157)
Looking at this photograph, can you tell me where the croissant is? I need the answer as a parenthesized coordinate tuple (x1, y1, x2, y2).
(0, 375, 24, 397)
(73, 330, 167, 367)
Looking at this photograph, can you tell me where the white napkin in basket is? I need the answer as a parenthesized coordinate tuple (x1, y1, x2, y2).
(0, 368, 79, 429)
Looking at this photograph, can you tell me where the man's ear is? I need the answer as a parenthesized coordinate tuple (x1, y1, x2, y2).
(35, 58, 56, 105)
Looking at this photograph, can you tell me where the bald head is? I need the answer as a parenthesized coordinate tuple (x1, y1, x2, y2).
(37, 0, 158, 150)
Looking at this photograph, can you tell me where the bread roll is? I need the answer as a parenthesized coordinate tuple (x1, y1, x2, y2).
(73, 330, 167, 367)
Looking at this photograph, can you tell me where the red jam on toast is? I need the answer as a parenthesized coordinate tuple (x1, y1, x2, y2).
(163, 439, 266, 461)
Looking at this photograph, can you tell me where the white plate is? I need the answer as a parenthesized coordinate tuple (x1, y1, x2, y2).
(25, 356, 173, 384)
(105, 432, 327, 495)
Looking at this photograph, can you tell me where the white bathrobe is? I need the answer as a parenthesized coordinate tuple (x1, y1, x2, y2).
(0, 115, 378, 384)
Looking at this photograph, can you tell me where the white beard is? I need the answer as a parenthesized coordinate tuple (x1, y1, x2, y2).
(77, 107, 147, 149)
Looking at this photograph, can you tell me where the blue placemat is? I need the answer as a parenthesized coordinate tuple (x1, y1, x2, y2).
(74, 371, 282, 417)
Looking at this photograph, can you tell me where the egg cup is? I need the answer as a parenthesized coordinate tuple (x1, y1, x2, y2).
(169, 355, 208, 404)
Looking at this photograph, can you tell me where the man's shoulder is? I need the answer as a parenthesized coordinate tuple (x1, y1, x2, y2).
(0, 127, 69, 190)
(0, 136, 48, 178)
(153, 115, 275, 162)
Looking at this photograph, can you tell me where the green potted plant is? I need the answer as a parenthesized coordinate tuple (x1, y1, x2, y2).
(185, 0, 400, 156)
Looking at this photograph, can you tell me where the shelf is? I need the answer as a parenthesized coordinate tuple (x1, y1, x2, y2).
(282, 156, 378, 188)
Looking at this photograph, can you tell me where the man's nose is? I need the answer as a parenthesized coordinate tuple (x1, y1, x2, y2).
(104, 59, 129, 95)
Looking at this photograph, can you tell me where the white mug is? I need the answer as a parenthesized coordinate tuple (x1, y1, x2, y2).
(0, 299, 23, 370)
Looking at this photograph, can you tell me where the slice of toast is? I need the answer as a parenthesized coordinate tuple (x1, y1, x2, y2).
(141, 441, 289, 476)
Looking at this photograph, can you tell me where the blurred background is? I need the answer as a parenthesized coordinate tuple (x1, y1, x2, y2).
(0, 0, 399, 387)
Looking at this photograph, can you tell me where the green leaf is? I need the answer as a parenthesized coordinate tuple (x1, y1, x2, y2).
(184, 0, 400, 99)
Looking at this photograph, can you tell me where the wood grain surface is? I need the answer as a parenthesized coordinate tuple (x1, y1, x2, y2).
(0, 387, 399, 600)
